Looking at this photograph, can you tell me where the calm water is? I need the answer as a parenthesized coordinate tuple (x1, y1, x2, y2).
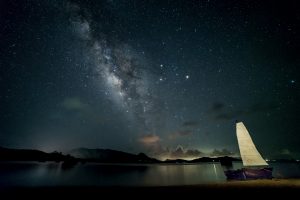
(0, 161, 299, 187)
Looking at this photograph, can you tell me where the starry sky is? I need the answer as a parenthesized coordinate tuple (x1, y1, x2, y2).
(1, 0, 299, 159)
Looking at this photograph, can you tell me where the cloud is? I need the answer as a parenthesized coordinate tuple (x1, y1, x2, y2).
(210, 149, 234, 157)
(168, 146, 204, 160)
(280, 149, 291, 155)
(271, 149, 299, 159)
(170, 146, 184, 158)
(138, 134, 160, 146)
(138, 134, 165, 157)
(182, 121, 199, 127)
(145, 145, 236, 160)
(186, 149, 203, 157)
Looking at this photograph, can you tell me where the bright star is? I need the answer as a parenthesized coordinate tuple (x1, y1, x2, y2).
(185, 75, 189, 79)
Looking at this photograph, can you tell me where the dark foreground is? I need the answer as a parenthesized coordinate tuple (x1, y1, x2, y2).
(1, 179, 300, 198)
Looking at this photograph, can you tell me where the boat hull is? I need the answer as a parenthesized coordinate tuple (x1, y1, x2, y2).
(225, 167, 273, 180)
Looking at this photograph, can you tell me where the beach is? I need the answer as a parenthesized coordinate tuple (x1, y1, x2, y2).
(211, 178, 300, 188)
(2, 179, 300, 198)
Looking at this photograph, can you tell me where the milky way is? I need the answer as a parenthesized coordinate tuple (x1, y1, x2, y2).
(68, 2, 163, 134)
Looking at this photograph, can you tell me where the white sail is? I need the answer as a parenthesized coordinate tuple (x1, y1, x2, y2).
(236, 122, 268, 167)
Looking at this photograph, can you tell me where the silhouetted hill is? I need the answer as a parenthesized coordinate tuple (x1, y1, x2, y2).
(69, 148, 160, 163)
(0, 146, 75, 162)
(0, 146, 243, 164)
(164, 159, 187, 163)
(269, 159, 299, 163)
(163, 156, 241, 165)
(190, 156, 240, 163)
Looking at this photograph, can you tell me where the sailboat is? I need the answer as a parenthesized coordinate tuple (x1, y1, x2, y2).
(224, 121, 273, 180)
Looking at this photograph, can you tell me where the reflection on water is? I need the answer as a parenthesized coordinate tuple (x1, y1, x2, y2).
(0, 161, 299, 187)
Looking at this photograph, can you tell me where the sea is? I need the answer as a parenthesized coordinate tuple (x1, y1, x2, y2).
(0, 161, 299, 187)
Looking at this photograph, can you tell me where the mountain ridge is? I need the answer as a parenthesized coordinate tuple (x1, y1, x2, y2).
(0, 146, 246, 164)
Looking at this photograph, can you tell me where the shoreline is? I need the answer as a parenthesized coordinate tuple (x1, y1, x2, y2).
(2, 179, 300, 196)
(2, 178, 300, 188)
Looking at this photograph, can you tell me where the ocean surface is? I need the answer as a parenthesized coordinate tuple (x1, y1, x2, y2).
(0, 161, 299, 187)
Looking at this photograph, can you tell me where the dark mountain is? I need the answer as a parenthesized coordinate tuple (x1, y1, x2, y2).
(269, 159, 299, 163)
(189, 157, 217, 163)
(163, 156, 241, 165)
(164, 159, 187, 164)
(0, 146, 242, 164)
(190, 156, 240, 163)
(0, 146, 75, 162)
(69, 148, 160, 163)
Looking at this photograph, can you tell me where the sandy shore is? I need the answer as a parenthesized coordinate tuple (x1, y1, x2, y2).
(204, 178, 300, 188)
(2, 179, 300, 198)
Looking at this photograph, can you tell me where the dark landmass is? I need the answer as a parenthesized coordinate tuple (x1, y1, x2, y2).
(0, 146, 75, 162)
(0, 147, 160, 164)
(70, 148, 241, 164)
(69, 148, 160, 163)
(164, 156, 241, 165)
(1, 146, 298, 165)
(268, 159, 300, 163)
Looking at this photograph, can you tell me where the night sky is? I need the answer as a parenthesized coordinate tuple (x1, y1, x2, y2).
(1, 0, 299, 159)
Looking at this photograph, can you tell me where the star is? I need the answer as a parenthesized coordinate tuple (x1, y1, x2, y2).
(176, 26, 182, 32)
(1, 0, 299, 163)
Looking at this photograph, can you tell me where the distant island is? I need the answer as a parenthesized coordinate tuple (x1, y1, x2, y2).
(1, 146, 298, 165)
